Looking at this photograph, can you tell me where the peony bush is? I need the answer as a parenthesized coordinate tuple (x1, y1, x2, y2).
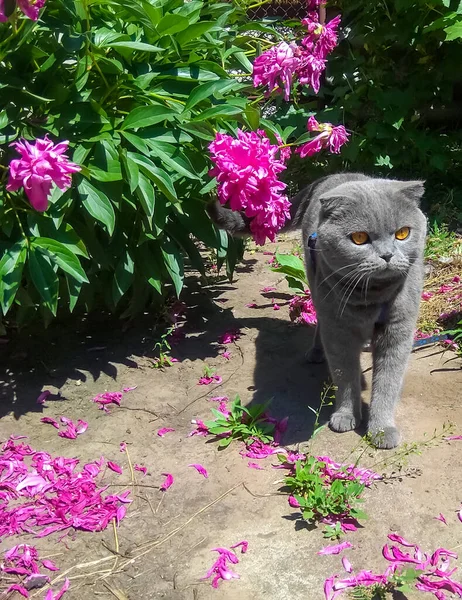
(0, 0, 349, 329)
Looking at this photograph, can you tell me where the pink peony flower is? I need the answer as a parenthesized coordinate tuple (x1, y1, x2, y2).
(252, 41, 299, 101)
(296, 53, 326, 94)
(7, 136, 80, 212)
(209, 130, 291, 245)
(301, 13, 341, 61)
(296, 116, 349, 158)
(157, 427, 175, 437)
(188, 463, 208, 478)
(160, 473, 174, 491)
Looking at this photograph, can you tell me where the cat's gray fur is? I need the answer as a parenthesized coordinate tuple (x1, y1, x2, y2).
(208, 173, 427, 448)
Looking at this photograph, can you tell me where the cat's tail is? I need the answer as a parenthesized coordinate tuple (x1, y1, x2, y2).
(206, 186, 308, 238)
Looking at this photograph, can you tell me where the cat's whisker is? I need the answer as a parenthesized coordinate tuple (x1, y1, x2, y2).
(318, 262, 358, 288)
(338, 269, 369, 317)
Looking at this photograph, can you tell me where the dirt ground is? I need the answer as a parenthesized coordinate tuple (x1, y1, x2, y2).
(1, 233, 462, 600)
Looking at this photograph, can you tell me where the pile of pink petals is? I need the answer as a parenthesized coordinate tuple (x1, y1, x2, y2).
(201, 541, 248, 588)
(2, 544, 69, 598)
(315, 456, 382, 487)
(289, 291, 317, 325)
(40, 416, 87, 439)
(218, 329, 241, 344)
(324, 534, 462, 599)
(0, 436, 130, 540)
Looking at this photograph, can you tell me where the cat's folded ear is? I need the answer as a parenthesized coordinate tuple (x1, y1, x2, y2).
(398, 180, 426, 204)
(319, 193, 346, 216)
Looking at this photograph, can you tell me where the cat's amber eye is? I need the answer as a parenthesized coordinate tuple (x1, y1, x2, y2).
(351, 231, 369, 245)
(395, 227, 410, 241)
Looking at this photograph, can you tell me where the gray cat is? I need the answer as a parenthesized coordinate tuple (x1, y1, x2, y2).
(208, 173, 427, 448)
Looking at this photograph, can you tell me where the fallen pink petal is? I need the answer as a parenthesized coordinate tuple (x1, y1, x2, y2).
(188, 463, 208, 478)
(41, 417, 60, 429)
(248, 462, 264, 470)
(75, 420, 88, 435)
(107, 461, 123, 475)
(122, 386, 137, 392)
(218, 329, 241, 344)
(157, 427, 175, 437)
(245, 302, 258, 308)
(342, 556, 353, 573)
(7, 584, 29, 597)
(198, 374, 223, 385)
(42, 559, 59, 571)
(119, 442, 127, 452)
(209, 396, 229, 403)
(318, 541, 353, 556)
(445, 435, 462, 441)
(288, 495, 301, 508)
(231, 541, 248, 553)
(189, 419, 209, 437)
(160, 473, 174, 491)
(134, 464, 147, 477)
(434, 513, 448, 525)
(92, 391, 123, 411)
(260, 286, 277, 293)
(37, 390, 51, 405)
(221, 351, 231, 360)
(273, 302, 281, 311)
(201, 544, 245, 588)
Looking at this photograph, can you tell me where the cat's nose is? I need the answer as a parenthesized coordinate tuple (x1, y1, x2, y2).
(380, 252, 393, 263)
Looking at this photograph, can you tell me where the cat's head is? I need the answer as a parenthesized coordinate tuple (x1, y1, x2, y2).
(317, 178, 427, 282)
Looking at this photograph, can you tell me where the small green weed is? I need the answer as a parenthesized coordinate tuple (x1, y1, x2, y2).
(204, 395, 276, 449)
(349, 567, 423, 599)
(151, 327, 176, 369)
(425, 222, 459, 260)
(285, 458, 368, 539)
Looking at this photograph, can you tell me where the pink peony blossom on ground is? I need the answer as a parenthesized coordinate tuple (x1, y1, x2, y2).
(209, 130, 291, 245)
(7, 136, 80, 211)
(289, 291, 318, 325)
(296, 116, 349, 158)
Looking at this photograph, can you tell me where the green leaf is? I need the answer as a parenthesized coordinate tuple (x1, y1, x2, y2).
(176, 22, 217, 45)
(128, 153, 178, 202)
(31, 238, 89, 284)
(161, 238, 184, 297)
(78, 178, 116, 236)
(445, 20, 462, 39)
(66, 274, 83, 313)
(106, 41, 164, 52)
(147, 140, 199, 180)
(136, 173, 155, 218)
(123, 152, 140, 194)
(112, 251, 135, 306)
(28, 248, 59, 316)
(156, 13, 190, 36)
(0, 240, 27, 314)
(218, 436, 233, 448)
(121, 105, 177, 130)
(191, 104, 242, 121)
(120, 131, 151, 155)
(185, 79, 236, 110)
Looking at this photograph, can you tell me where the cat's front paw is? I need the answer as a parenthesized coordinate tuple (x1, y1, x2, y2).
(368, 426, 400, 449)
(329, 411, 360, 433)
(305, 347, 325, 364)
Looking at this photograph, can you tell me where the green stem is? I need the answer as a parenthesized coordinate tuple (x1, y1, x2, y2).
(246, 0, 272, 9)
(7, 194, 29, 246)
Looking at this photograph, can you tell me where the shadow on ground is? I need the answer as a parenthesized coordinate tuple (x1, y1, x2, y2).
(1, 274, 332, 446)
